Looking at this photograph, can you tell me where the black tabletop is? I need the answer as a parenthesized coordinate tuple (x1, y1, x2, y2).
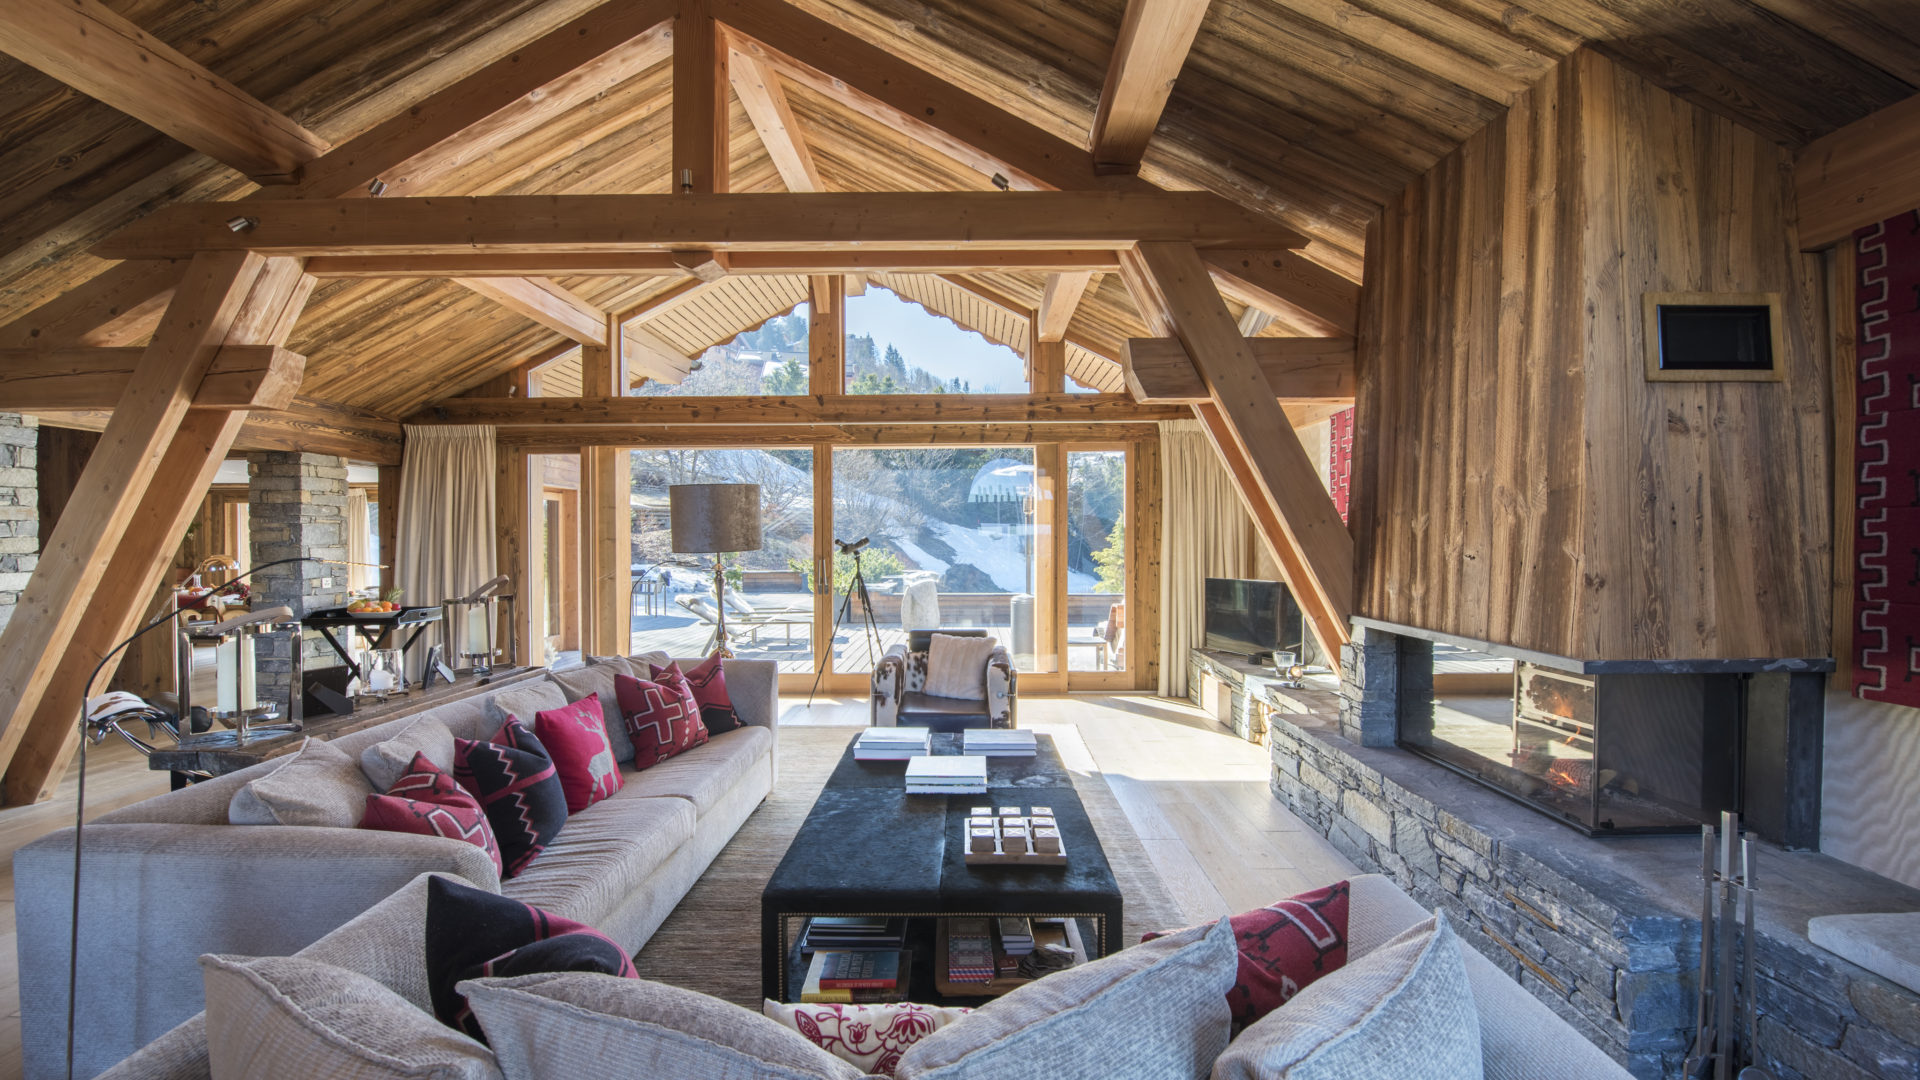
(762, 732, 1121, 913)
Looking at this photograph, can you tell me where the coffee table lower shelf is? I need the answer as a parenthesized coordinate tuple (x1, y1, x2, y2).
(773, 913, 1101, 1007)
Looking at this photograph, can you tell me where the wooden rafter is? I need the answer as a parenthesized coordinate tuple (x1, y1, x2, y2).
(1205, 250, 1358, 338)
(28, 396, 404, 465)
(303, 251, 1125, 277)
(410, 393, 1185, 427)
(452, 278, 610, 345)
(498, 421, 1161, 450)
(1122, 336, 1353, 404)
(1037, 271, 1097, 342)
(93, 193, 1306, 259)
(623, 321, 697, 384)
(728, 45, 821, 192)
(1089, 0, 1213, 174)
(0, 0, 330, 183)
(0, 252, 311, 785)
(1796, 90, 1920, 249)
(1120, 241, 1352, 660)
(675, 0, 730, 195)
(0, 346, 306, 411)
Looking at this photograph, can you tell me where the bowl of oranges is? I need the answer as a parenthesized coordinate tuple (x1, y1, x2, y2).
(347, 590, 404, 618)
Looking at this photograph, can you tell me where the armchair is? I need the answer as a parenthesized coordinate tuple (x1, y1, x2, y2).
(870, 628, 1016, 731)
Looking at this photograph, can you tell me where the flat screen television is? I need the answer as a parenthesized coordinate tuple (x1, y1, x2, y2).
(1204, 578, 1309, 663)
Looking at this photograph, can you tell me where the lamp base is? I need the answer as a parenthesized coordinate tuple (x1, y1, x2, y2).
(704, 557, 736, 659)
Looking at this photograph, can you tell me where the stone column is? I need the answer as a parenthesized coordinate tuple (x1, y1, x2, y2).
(1338, 625, 1400, 746)
(248, 452, 349, 702)
(0, 414, 38, 634)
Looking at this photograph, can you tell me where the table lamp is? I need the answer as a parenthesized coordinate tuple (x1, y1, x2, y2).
(669, 483, 763, 656)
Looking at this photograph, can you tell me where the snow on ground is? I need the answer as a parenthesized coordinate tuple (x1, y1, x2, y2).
(890, 522, 1096, 593)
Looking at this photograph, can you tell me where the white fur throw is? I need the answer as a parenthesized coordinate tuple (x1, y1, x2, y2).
(923, 634, 996, 700)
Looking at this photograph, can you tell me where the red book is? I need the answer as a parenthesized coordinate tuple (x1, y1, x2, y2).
(817, 950, 901, 990)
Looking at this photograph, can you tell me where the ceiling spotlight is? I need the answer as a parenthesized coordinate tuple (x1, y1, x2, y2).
(225, 216, 259, 233)
(680, 168, 694, 193)
(367, 178, 388, 197)
(991, 173, 1010, 191)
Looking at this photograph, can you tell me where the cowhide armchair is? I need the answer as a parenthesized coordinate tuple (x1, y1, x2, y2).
(871, 628, 1016, 731)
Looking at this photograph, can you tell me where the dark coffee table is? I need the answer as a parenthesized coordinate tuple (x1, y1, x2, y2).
(760, 731, 1123, 1004)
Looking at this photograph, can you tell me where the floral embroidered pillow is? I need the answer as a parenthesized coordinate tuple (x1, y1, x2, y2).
(762, 1000, 971, 1077)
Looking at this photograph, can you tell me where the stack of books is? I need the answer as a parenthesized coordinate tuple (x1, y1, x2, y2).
(963, 729, 1038, 757)
(802, 917, 906, 951)
(997, 917, 1034, 957)
(801, 949, 911, 1004)
(855, 727, 932, 761)
(905, 754, 988, 795)
(946, 917, 996, 984)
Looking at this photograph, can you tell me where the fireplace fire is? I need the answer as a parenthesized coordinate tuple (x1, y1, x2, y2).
(1402, 662, 1742, 835)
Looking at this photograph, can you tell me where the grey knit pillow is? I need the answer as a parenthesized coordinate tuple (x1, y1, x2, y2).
(1210, 911, 1481, 1080)
(229, 737, 375, 828)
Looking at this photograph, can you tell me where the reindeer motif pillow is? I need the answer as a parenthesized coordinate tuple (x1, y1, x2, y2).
(531, 697, 623, 813)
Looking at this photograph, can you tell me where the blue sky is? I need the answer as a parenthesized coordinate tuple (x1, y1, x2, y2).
(845, 286, 1028, 393)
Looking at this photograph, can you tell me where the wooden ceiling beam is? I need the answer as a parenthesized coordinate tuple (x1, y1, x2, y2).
(1205, 249, 1358, 337)
(727, 44, 821, 192)
(452, 277, 610, 345)
(0, 0, 330, 183)
(1796, 90, 1920, 250)
(31, 398, 406, 464)
(500, 421, 1162, 450)
(1122, 336, 1352, 404)
(409, 392, 1187, 427)
(1120, 241, 1352, 662)
(93, 192, 1306, 259)
(674, 0, 729, 195)
(2, 345, 306, 411)
(622, 320, 697, 384)
(304, 251, 1125, 277)
(0, 259, 188, 348)
(1088, 0, 1213, 174)
(1037, 271, 1097, 342)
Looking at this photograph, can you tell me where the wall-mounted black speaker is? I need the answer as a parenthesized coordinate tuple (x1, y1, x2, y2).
(1642, 292, 1784, 382)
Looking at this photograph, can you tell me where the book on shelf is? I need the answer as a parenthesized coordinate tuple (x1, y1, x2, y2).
(996, 916, 1035, 957)
(801, 950, 911, 1004)
(905, 755, 988, 794)
(816, 950, 901, 990)
(945, 917, 996, 984)
(802, 916, 906, 950)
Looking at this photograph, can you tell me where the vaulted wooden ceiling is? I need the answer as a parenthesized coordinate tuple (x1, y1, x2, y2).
(1, 0, 1913, 423)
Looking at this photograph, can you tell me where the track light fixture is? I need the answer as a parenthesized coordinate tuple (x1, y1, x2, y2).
(367, 178, 388, 197)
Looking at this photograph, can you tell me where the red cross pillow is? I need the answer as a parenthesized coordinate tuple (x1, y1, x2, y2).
(653, 655, 741, 735)
(614, 672, 709, 770)
(531, 696, 624, 813)
(1142, 879, 1350, 1030)
(361, 751, 501, 876)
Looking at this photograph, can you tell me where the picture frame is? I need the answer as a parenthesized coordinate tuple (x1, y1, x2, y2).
(1641, 291, 1785, 382)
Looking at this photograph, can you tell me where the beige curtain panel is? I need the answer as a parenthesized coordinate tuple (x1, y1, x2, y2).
(396, 425, 497, 678)
(1157, 420, 1254, 699)
(346, 488, 371, 593)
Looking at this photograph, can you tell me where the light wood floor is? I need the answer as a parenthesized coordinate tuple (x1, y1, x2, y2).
(0, 694, 1352, 1079)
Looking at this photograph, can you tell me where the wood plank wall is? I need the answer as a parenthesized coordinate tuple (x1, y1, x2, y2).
(1354, 49, 1831, 661)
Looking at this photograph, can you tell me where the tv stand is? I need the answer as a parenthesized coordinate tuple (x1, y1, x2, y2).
(1188, 648, 1279, 743)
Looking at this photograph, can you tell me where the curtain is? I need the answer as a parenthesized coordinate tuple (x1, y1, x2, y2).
(346, 489, 371, 593)
(1158, 420, 1254, 699)
(397, 425, 497, 679)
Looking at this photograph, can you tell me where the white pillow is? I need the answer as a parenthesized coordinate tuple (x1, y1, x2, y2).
(228, 738, 375, 828)
(894, 916, 1237, 1080)
(1210, 911, 1481, 1080)
(201, 953, 500, 1080)
(461, 972, 865, 1080)
(358, 715, 456, 792)
(922, 634, 996, 701)
(763, 1000, 972, 1075)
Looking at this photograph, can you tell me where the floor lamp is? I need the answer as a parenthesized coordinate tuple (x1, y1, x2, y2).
(669, 483, 763, 657)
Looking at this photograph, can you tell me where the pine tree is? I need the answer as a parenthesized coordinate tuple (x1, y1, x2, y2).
(1093, 520, 1125, 593)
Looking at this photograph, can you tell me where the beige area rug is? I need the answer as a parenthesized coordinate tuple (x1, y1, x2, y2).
(630, 724, 1183, 1006)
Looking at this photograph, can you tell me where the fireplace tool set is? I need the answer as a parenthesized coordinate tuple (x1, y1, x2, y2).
(1685, 811, 1774, 1080)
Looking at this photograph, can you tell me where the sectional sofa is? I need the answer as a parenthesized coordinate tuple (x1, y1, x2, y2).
(14, 654, 777, 1080)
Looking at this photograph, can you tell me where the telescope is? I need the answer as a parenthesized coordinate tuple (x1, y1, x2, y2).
(834, 537, 870, 554)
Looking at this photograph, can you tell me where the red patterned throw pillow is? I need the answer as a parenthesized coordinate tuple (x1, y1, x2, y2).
(452, 718, 567, 878)
(658, 655, 741, 735)
(614, 671, 709, 770)
(762, 1001, 972, 1077)
(1143, 879, 1350, 1029)
(361, 751, 501, 876)
(532, 697, 623, 813)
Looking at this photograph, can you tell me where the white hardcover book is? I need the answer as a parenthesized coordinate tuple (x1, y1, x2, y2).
(905, 755, 989, 783)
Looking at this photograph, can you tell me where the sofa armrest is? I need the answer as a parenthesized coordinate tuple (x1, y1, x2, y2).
(872, 646, 909, 727)
(16, 825, 500, 1080)
(715, 658, 778, 782)
(987, 646, 1017, 729)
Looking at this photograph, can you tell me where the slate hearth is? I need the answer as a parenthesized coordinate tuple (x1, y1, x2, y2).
(1257, 683, 1920, 1079)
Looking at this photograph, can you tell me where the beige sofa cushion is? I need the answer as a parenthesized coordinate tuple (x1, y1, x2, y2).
(1211, 912, 1480, 1080)
(619, 725, 772, 815)
(201, 953, 501, 1080)
(462, 972, 864, 1080)
(229, 737, 375, 828)
(501, 795, 697, 925)
(481, 679, 569, 730)
(360, 716, 456, 792)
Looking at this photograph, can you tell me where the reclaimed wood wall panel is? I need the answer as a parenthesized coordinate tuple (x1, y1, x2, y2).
(1356, 48, 1829, 661)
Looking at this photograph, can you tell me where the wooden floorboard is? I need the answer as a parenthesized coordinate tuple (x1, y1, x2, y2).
(0, 693, 1353, 1078)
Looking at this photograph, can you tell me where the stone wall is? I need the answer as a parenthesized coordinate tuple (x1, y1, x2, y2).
(0, 414, 38, 634)
(248, 452, 349, 700)
(1263, 696, 1920, 1080)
